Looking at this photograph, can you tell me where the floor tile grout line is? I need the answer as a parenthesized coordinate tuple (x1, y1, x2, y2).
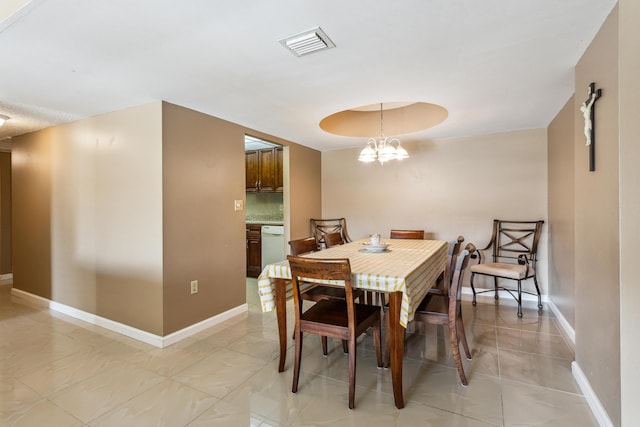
(499, 376, 589, 398)
(494, 323, 563, 338)
(494, 315, 507, 427)
(495, 345, 575, 362)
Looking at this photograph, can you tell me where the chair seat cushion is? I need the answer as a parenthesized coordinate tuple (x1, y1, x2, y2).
(470, 262, 534, 280)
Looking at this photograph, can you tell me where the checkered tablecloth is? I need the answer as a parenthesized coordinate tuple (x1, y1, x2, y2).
(257, 239, 448, 327)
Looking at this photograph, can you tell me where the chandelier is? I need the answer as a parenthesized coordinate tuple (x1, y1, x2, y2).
(358, 103, 409, 164)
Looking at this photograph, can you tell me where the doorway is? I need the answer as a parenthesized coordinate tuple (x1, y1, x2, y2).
(244, 135, 286, 307)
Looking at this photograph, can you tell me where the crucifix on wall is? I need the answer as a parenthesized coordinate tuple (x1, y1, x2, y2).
(580, 82, 602, 171)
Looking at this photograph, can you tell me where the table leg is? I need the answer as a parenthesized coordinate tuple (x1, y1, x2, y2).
(388, 291, 405, 409)
(274, 278, 288, 372)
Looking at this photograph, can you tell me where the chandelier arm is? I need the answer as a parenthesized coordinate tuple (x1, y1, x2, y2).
(356, 102, 409, 164)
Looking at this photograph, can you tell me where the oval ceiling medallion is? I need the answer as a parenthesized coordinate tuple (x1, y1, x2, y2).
(319, 102, 448, 137)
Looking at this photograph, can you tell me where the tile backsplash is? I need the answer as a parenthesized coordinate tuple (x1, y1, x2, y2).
(246, 192, 283, 222)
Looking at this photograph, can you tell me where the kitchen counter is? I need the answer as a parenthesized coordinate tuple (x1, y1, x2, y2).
(246, 220, 284, 225)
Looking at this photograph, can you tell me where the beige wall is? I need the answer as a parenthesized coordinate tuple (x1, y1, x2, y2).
(0, 151, 11, 274)
(12, 129, 53, 298)
(322, 129, 548, 293)
(13, 102, 165, 334)
(287, 144, 322, 241)
(547, 96, 576, 328)
(12, 101, 321, 337)
(574, 5, 620, 425)
(618, 0, 640, 424)
(161, 102, 246, 334)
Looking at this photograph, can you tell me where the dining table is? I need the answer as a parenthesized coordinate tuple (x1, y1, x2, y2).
(257, 238, 448, 409)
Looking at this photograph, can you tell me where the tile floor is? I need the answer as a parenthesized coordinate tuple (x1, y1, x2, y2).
(0, 278, 599, 426)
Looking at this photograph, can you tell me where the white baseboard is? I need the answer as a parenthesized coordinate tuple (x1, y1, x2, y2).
(546, 298, 575, 349)
(0, 273, 13, 280)
(572, 361, 614, 427)
(11, 288, 248, 348)
(161, 304, 248, 347)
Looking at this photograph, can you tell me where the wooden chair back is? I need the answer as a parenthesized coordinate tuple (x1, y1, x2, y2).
(443, 236, 465, 289)
(324, 232, 345, 248)
(390, 229, 425, 240)
(287, 256, 356, 312)
(289, 236, 363, 305)
(289, 237, 319, 256)
(311, 218, 352, 247)
(449, 248, 472, 306)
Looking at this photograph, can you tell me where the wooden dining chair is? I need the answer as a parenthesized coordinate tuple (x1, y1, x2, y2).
(390, 229, 425, 240)
(288, 237, 364, 353)
(323, 232, 345, 248)
(310, 218, 353, 249)
(469, 219, 544, 317)
(384, 247, 473, 385)
(288, 237, 364, 305)
(287, 255, 382, 409)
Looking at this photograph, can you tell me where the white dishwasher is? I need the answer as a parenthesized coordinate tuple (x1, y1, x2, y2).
(261, 225, 285, 269)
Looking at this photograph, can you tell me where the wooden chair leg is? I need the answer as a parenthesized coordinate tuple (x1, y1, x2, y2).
(448, 320, 468, 386)
(292, 299, 304, 340)
(374, 318, 383, 368)
(342, 339, 348, 353)
(348, 336, 357, 409)
(383, 309, 391, 368)
(456, 312, 472, 360)
(292, 327, 303, 393)
(322, 336, 328, 355)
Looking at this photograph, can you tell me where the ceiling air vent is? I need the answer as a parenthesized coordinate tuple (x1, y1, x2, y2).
(278, 27, 335, 57)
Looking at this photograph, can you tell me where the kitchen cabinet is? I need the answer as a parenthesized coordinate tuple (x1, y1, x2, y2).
(246, 224, 262, 278)
(245, 147, 283, 192)
(275, 147, 284, 192)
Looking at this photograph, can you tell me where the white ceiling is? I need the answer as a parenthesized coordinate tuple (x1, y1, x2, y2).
(0, 0, 617, 151)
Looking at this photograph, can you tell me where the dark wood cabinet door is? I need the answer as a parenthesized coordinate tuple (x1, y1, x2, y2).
(257, 148, 276, 191)
(245, 147, 283, 192)
(246, 224, 262, 278)
(275, 147, 284, 192)
(245, 150, 260, 192)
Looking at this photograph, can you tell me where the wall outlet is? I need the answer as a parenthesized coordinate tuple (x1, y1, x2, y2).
(234, 199, 243, 211)
(190, 280, 198, 295)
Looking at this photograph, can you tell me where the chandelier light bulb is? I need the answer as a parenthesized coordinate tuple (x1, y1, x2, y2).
(357, 104, 409, 164)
